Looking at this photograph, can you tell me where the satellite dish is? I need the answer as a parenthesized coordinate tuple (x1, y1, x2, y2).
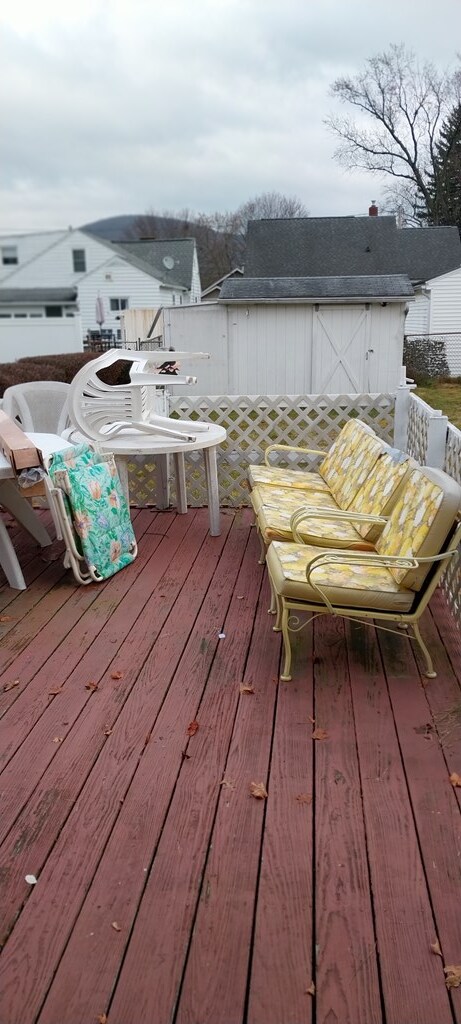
(163, 255, 175, 270)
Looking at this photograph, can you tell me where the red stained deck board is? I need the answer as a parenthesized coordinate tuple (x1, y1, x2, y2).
(313, 615, 383, 1024)
(378, 627, 461, 1022)
(248, 617, 314, 1024)
(0, 508, 150, 699)
(101, 521, 264, 1024)
(0, 510, 162, 761)
(174, 574, 280, 1024)
(0, 513, 248, 1024)
(347, 620, 453, 1024)
(0, 511, 216, 944)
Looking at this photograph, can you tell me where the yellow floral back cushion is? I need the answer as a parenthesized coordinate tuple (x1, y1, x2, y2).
(322, 429, 384, 509)
(377, 470, 444, 585)
(352, 452, 410, 538)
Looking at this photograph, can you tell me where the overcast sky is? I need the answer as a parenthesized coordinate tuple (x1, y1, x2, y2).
(2, 0, 461, 233)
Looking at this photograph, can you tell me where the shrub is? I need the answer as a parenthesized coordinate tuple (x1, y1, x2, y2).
(403, 336, 450, 385)
(0, 351, 132, 396)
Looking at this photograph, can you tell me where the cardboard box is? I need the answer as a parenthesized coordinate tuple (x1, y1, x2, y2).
(0, 410, 43, 474)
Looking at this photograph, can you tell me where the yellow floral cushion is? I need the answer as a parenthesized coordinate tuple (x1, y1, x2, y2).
(248, 465, 331, 491)
(322, 430, 384, 509)
(351, 451, 411, 538)
(267, 542, 414, 612)
(377, 470, 444, 586)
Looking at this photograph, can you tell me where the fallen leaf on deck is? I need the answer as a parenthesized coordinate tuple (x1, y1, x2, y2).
(312, 728, 329, 741)
(85, 680, 99, 691)
(236, 595, 244, 600)
(111, 921, 121, 932)
(240, 683, 255, 694)
(181, 749, 191, 760)
(296, 793, 312, 805)
(53, 736, 64, 744)
(250, 781, 268, 799)
(306, 982, 315, 996)
(308, 715, 316, 724)
(449, 772, 461, 787)
(3, 679, 19, 692)
(444, 965, 461, 989)
(430, 939, 442, 957)
(25, 874, 37, 885)
(0, 615, 14, 623)
(110, 671, 124, 680)
(187, 720, 199, 736)
(219, 778, 235, 790)
(104, 727, 113, 736)
(96, 1015, 108, 1024)
(48, 685, 64, 696)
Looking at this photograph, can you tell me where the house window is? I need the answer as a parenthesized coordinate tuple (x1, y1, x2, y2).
(110, 297, 129, 311)
(45, 306, 62, 317)
(1, 246, 18, 265)
(72, 249, 86, 272)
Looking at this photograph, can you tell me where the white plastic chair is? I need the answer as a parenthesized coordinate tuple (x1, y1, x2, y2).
(65, 348, 225, 523)
(2, 381, 71, 435)
(67, 349, 210, 445)
(1, 383, 72, 543)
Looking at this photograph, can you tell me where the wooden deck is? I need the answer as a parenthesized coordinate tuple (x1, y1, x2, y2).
(0, 506, 460, 1024)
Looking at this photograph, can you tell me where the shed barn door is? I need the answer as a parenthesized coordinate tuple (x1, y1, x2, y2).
(312, 306, 370, 393)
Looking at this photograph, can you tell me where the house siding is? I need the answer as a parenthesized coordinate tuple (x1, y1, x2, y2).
(0, 231, 66, 282)
(427, 267, 461, 333)
(405, 292, 430, 335)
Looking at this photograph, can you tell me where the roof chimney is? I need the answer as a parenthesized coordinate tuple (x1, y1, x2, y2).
(368, 201, 378, 217)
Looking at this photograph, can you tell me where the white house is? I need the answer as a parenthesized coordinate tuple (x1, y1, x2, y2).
(0, 229, 201, 357)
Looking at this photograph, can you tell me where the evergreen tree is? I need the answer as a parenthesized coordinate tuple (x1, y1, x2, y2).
(428, 104, 461, 230)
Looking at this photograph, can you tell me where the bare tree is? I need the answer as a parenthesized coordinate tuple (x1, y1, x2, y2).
(235, 191, 309, 234)
(326, 44, 461, 223)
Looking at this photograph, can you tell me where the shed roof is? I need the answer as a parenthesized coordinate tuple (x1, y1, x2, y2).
(219, 275, 414, 302)
(244, 217, 461, 282)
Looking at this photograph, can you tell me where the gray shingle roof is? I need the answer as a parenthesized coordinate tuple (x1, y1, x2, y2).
(219, 275, 414, 302)
(0, 287, 78, 303)
(114, 238, 196, 290)
(244, 217, 461, 282)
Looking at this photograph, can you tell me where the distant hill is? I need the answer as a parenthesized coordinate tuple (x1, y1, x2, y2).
(82, 214, 188, 241)
(82, 214, 244, 289)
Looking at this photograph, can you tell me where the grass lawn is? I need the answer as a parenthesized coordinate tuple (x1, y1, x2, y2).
(415, 382, 461, 429)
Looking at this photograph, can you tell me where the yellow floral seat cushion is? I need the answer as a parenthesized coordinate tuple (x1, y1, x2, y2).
(247, 464, 331, 491)
(266, 542, 415, 612)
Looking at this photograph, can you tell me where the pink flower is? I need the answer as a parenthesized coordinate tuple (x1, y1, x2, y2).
(110, 540, 122, 563)
(89, 480, 102, 500)
(108, 490, 119, 509)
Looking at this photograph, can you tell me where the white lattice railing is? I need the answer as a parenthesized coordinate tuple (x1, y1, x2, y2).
(127, 393, 395, 508)
(404, 392, 460, 632)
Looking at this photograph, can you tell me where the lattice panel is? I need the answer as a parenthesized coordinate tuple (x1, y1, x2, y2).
(407, 395, 430, 463)
(441, 422, 461, 628)
(126, 394, 395, 508)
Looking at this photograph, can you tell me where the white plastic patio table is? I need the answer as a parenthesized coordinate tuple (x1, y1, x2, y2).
(94, 423, 227, 537)
(0, 432, 70, 590)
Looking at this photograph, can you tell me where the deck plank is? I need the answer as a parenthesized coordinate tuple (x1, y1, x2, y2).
(248, 612, 314, 1024)
(314, 615, 383, 1024)
(379, 625, 461, 1023)
(348, 620, 453, 1024)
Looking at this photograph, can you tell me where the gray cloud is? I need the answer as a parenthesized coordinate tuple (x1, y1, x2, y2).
(1, 0, 460, 230)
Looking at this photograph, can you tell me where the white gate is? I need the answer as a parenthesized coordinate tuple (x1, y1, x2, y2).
(312, 306, 371, 392)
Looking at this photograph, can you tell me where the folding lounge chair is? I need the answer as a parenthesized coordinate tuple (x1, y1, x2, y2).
(265, 464, 461, 680)
(47, 443, 137, 585)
